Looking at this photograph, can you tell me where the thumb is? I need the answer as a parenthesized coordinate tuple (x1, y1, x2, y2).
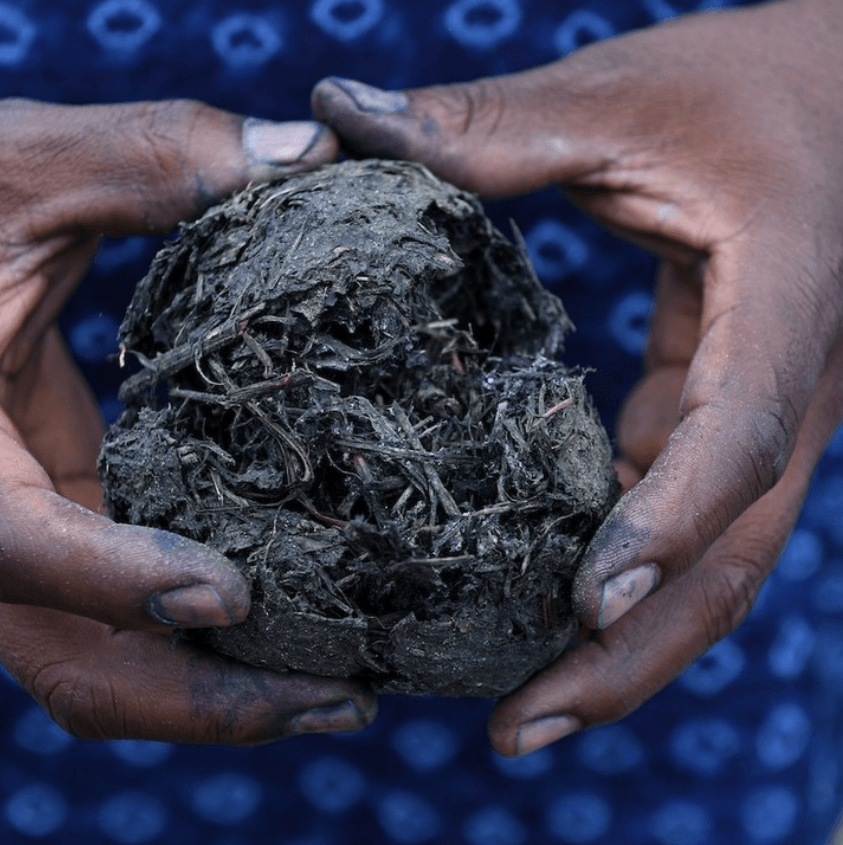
(3, 98, 338, 240)
(311, 64, 617, 198)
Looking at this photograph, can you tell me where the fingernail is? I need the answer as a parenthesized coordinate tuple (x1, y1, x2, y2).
(516, 715, 581, 756)
(325, 76, 409, 114)
(242, 118, 324, 166)
(289, 700, 366, 735)
(148, 584, 235, 628)
(598, 564, 660, 629)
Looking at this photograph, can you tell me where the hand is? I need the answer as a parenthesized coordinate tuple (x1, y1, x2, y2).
(0, 98, 376, 743)
(311, 0, 843, 754)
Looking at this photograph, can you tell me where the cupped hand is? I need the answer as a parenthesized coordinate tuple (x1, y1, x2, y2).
(0, 98, 376, 742)
(311, 0, 843, 753)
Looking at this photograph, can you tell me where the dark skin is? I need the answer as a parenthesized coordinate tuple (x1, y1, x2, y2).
(311, 0, 843, 755)
(0, 98, 377, 743)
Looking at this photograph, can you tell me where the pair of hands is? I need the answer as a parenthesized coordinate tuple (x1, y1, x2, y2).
(3, 0, 842, 753)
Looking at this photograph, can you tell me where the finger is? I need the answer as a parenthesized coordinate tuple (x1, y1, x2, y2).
(644, 261, 702, 372)
(490, 336, 843, 755)
(0, 605, 377, 744)
(613, 459, 642, 496)
(1, 98, 338, 241)
(6, 326, 105, 511)
(574, 244, 840, 630)
(0, 269, 247, 634)
(0, 329, 249, 629)
(311, 71, 725, 266)
(615, 261, 699, 475)
(616, 365, 685, 477)
(311, 63, 631, 198)
(0, 389, 252, 631)
(491, 513, 778, 757)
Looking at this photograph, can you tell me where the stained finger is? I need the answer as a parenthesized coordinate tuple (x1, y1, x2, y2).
(490, 334, 842, 755)
(574, 246, 840, 629)
(0, 605, 377, 745)
(0, 406, 253, 632)
(311, 64, 641, 198)
(1, 99, 338, 242)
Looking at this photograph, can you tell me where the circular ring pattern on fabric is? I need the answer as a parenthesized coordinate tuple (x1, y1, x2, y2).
(444, 0, 522, 50)
(310, 0, 385, 41)
(755, 703, 811, 770)
(776, 529, 823, 582)
(525, 219, 589, 282)
(97, 791, 167, 844)
(13, 707, 73, 757)
(669, 718, 742, 775)
(740, 785, 798, 842)
(190, 772, 263, 825)
(87, 0, 162, 52)
(576, 724, 644, 774)
(0, 3, 35, 65)
(211, 14, 282, 67)
(4, 783, 67, 838)
(813, 564, 843, 613)
(69, 313, 120, 363)
(812, 624, 843, 693)
(679, 639, 746, 697)
(463, 806, 527, 845)
(649, 800, 711, 845)
(607, 290, 653, 355)
(299, 757, 367, 814)
(391, 719, 460, 771)
(553, 10, 614, 55)
(376, 791, 442, 844)
(545, 792, 612, 843)
(767, 615, 816, 680)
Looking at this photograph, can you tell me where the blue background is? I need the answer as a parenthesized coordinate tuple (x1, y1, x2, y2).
(2, 1, 843, 843)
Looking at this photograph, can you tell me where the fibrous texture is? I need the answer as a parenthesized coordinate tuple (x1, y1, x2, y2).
(100, 160, 618, 696)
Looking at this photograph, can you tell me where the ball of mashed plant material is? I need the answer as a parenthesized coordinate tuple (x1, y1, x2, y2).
(99, 160, 618, 697)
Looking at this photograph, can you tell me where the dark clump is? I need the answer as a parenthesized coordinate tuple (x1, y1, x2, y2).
(99, 160, 618, 697)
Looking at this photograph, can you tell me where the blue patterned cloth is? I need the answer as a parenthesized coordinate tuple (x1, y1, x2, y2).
(1, 1, 841, 843)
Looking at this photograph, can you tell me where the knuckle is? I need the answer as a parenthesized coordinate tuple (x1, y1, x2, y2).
(699, 550, 772, 644)
(29, 660, 122, 740)
(447, 79, 507, 138)
(136, 98, 207, 174)
(184, 656, 279, 745)
(679, 397, 798, 548)
(30, 664, 96, 739)
(432, 80, 509, 189)
(129, 98, 239, 222)
(580, 631, 651, 724)
(744, 400, 797, 491)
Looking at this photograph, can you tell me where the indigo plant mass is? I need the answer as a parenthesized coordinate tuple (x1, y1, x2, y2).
(100, 160, 617, 696)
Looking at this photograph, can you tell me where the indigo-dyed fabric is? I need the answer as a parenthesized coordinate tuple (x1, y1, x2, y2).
(1, 1, 841, 843)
